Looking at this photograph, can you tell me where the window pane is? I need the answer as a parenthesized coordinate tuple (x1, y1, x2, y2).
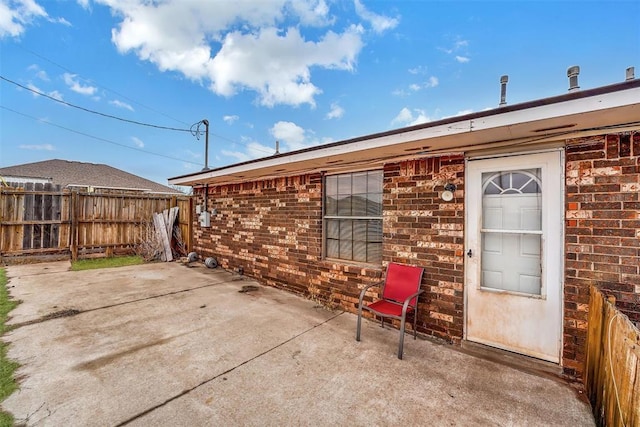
(326, 219, 339, 239)
(367, 220, 382, 241)
(353, 220, 367, 241)
(367, 193, 382, 216)
(325, 175, 337, 196)
(367, 243, 382, 263)
(338, 196, 351, 215)
(353, 240, 367, 262)
(352, 194, 367, 215)
(338, 175, 351, 194)
(340, 240, 353, 260)
(352, 172, 367, 194)
(325, 195, 337, 216)
(339, 220, 352, 240)
(367, 171, 382, 193)
(326, 239, 339, 258)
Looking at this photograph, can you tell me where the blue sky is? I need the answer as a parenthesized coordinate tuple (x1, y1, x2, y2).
(1, 0, 639, 187)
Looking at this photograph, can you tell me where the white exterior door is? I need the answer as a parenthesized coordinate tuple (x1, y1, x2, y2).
(465, 151, 563, 363)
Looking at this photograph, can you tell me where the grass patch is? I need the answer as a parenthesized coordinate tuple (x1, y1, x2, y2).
(71, 255, 144, 271)
(0, 268, 19, 426)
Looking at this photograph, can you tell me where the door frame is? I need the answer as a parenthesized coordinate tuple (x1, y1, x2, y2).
(463, 148, 565, 363)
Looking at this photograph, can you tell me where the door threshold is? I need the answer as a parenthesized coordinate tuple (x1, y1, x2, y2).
(460, 341, 563, 380)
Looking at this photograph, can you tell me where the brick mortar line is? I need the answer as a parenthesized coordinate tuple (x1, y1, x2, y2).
(113, 310, 345, 427)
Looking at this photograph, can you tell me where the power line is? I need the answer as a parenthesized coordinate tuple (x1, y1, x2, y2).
(1, 75, 193, 133)
(15, 44, 192, 127)
(1, 75, 276, 155)
(0, 105, 202, 166)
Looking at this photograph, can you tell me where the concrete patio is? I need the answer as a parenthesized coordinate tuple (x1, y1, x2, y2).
(1, 261, 594, 426)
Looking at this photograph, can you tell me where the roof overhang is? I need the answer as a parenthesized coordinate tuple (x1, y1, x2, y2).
(169, 80, 640, 187)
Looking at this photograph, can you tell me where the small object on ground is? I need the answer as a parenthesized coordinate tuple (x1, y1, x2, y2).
(200, 304, 206, 309)
(238, 285, 259, 293)
(187, 252, 198, 262)
(204, 257, 218, 269)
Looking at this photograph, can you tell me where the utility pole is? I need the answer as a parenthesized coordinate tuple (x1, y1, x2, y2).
(202, 119, 210, 171)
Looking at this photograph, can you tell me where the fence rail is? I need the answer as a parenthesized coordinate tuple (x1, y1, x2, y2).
(586, 286, 640, 427)
(0, 184, 192, 261)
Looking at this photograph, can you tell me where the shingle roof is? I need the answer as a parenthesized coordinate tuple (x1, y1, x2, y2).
(0, 159, 181, 194)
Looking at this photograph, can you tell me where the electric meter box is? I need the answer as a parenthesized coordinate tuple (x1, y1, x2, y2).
(199, 211, 210, 227)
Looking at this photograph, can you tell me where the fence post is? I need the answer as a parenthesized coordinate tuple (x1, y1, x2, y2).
(70, 190, 79, 261)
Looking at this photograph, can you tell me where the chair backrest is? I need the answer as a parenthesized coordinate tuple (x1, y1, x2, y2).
(382, 263, 424, 306)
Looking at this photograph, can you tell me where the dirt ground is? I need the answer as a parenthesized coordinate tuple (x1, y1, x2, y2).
(1, 261, 594, 426)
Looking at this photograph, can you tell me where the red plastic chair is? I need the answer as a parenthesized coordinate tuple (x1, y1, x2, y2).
(356, 263, 424, 359)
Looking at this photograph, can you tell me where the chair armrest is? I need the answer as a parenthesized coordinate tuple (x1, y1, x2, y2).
(358, 281, 383, 307)
(401, 289, 425, 314)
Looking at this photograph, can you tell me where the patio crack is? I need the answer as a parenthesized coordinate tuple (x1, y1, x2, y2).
(10, 278, 244, 329)
(113, 310, 345, 427)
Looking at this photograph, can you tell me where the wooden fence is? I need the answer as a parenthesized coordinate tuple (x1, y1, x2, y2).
(0, 184, 192, 261)
(585, 286, 640, 427)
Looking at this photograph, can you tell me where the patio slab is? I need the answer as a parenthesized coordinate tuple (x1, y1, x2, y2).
(2, 262, 594, 426)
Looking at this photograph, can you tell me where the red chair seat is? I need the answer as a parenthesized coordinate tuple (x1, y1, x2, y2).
(366, 300, 414, 318)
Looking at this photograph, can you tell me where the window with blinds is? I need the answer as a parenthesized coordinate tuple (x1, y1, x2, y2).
(324, 170, 383, 263)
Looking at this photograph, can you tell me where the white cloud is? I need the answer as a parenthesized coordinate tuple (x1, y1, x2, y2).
(131, 136, 144, 148)
(408, 65, 427, 75)
(325, 102, 344, 119)
(19, 143, 55, 151)
(28, 64, 49, 81)
(26, 82, 64, 101)
(455, 55, 470, 63)
(391, 107, 430, 127)
(223, 115, 239, 125)
(47, 90, 63, 101)
(109, 99, 134, 111)
(270, 121, 306, 150)
(208, 26, 362, 107)
(50, 16, 71, 26)
(354, 0, 398, 34)
(0, 0, 47, 38)
(269, 120, 332, 152)
(222, 140, 275, 162)
(93, 0, 366, 107)
(63, 73, 97, 96)
(407, 76, 438, 92)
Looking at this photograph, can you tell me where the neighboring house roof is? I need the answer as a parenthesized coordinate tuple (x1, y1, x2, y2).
(0, 159, 181, 194)
(169, 78, 640, 187)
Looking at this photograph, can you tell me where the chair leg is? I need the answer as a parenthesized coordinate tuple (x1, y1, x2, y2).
(398, 315, 407, 360)
(356, 304, 363, 342)
(413, 310, 418, 340)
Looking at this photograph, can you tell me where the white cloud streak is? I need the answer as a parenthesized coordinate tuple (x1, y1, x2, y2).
(131, 136, 144, 148)
(391, 107, 430, 127)
(353, 0, 398, 34)
(325, 102, 344, 119)
(87, 0, 377, 107)
(19, 143, 55, 151)
(63, 73, 97, 96)
(223, 115, 239, 125)
(109, 99, 134, 111)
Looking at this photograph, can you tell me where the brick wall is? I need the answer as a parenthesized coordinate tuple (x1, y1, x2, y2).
(564, 132, 640, 379)
(192, 156, 465, 342)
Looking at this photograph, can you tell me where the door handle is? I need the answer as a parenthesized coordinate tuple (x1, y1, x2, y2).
(467, 249, 472, 258)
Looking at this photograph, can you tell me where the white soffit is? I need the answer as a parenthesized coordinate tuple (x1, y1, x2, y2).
(170, 84, 640, 186)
